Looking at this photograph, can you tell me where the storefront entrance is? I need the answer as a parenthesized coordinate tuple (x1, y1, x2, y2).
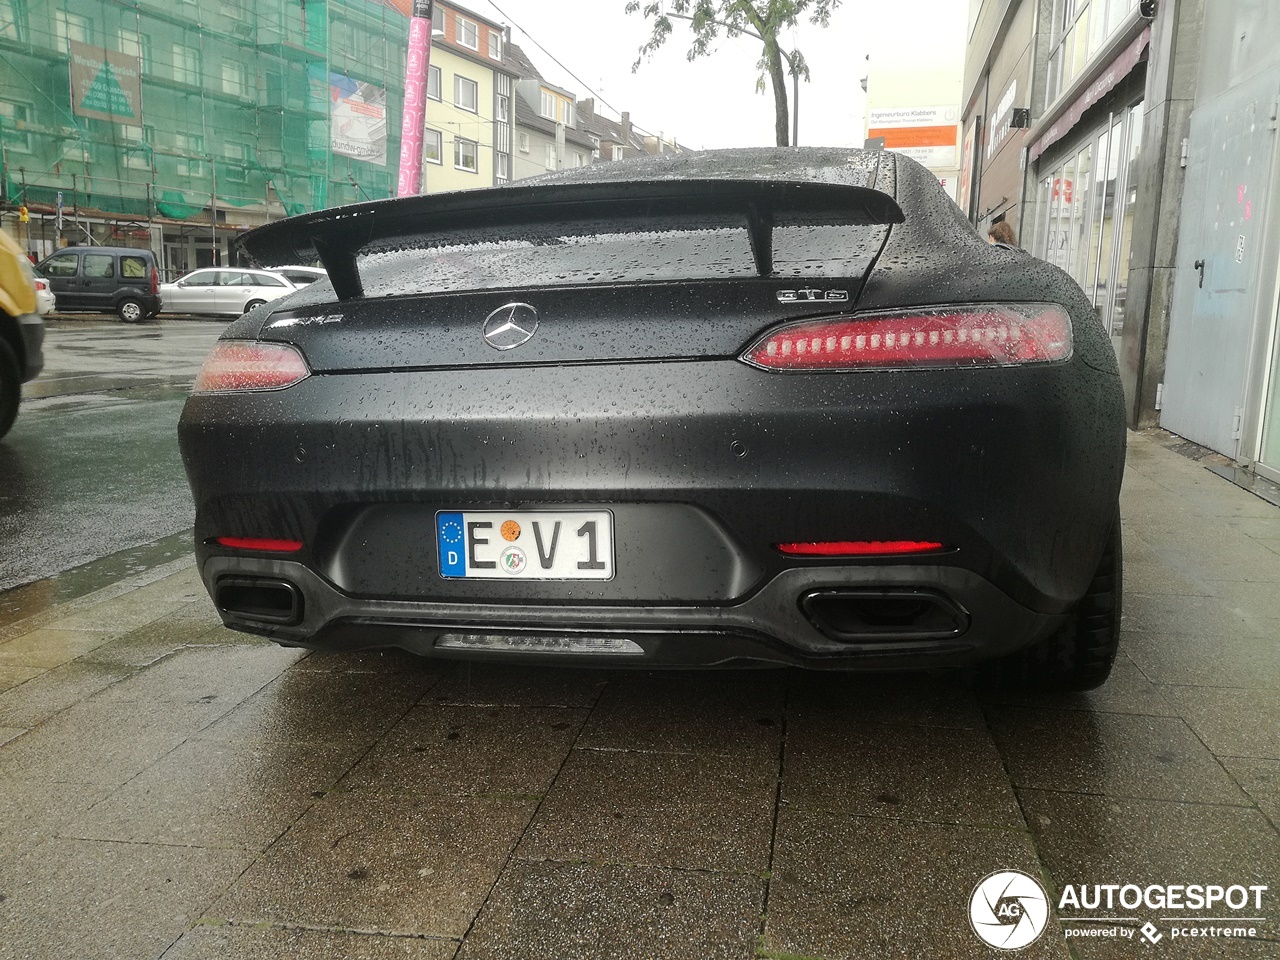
(1026, 101, 1144, 355)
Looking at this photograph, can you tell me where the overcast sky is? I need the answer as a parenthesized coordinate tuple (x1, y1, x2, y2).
(468, 0, 968, 150)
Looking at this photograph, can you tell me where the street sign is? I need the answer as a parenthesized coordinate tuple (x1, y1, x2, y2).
(56, 191, 63, 231)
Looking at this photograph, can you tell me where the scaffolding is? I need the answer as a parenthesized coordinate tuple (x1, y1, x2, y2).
(0, 0, 410, 272)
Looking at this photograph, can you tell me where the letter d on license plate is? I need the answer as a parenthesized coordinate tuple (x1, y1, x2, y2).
(437, 510, 614, 580)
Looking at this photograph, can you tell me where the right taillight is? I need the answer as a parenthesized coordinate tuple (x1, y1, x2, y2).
(193, 341, 311, 394)
(742, 303, 1073, 371)
(150, 265, 159, 295)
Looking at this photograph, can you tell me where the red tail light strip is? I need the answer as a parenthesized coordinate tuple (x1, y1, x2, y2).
(215, 537, 304, 553)
(776, 541, 945, 557)
(743, 304, 1072, 371)
(193, 341, 311, 394)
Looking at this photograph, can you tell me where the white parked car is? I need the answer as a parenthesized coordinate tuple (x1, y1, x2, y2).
(31, 269, 56, 316)
(267, 265, 328, 286)
(160, 268, 297, 316)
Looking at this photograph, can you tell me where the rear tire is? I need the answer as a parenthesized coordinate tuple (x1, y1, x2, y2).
(989, 514, 1122, 691)
(243, 299, 266, 314)
(0, 337, 21, 440)
(117, 298, 143, 323)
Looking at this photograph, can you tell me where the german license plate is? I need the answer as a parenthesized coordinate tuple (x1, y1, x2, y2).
(437, 510, 614, 580)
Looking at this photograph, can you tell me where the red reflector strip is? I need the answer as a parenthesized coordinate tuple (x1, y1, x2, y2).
(776, 541, 945, 557)
(743, 304, 1072, 371)
(215, 537, 304, 553)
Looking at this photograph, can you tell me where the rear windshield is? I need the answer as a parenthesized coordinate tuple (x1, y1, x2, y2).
(356, 214, 885, 298)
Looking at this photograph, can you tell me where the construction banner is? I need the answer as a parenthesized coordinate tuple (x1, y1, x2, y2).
(69, 40, 141, 123)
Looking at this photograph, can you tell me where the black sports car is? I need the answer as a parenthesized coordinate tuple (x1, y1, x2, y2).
(179, 147, 1126, 689)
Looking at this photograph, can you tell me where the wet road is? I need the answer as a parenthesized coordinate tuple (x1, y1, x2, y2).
(0, 320, 224, 591)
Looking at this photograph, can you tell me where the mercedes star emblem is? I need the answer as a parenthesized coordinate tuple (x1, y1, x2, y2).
(482, 303, 540, 350)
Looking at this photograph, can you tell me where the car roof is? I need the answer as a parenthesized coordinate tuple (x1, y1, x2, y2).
(44, 246, 154, 257)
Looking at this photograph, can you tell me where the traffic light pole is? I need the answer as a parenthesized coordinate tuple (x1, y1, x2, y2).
(397, 0, 435, 197)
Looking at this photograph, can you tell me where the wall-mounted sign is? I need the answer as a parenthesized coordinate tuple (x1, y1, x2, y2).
(867, 105, 960, 168)
(986, 80, 1030, 160)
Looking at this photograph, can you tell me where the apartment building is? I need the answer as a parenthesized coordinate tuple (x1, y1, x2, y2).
(0, 0, 513, 276)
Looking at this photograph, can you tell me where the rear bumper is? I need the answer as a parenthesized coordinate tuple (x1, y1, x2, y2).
(180, 354, 1125, 666)
(200, 554, 1068, 669)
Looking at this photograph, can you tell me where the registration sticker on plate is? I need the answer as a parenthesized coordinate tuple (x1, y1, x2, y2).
(437, 510, 614, 580)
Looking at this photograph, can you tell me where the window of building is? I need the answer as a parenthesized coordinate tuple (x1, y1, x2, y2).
(545, 142, 557, 168)
(117, 29, 152, 70)
(455, 75, 478, 113)
(563, 101, 574, 127)
(172, 42, 201, 86)
(0, 99, 32, 152)
(1044, 0, 1139, 110)
(497, 95, 509, 123)
(489, 31, 502, 60)
(221, 140, 250, 180)
(54, 9, 90, 51)
(455, 137, 478, 172)
(1029, 102, 1143, 351)
(518, 132, 529, 153)
(221, 61, 248, 96)
(612, 144, 624, 160)
(119, 124, 151, 169)
(424, 128, 442, 164)
(497, 152, 509, 182)
(539, 90, 556, 120)
(174, 131, 206, 177)
(0, 1, 26, 42)
(589, 135, 600, 159)
(456, 16, 478, 50)
(572, 152, 585, 168)
(427, 64, 441, 100)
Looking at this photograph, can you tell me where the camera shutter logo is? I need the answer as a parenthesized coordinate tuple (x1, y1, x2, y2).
(969, 870, 1049, 950)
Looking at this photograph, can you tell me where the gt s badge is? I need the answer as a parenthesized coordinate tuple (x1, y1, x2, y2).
(776, 289, 849, 303)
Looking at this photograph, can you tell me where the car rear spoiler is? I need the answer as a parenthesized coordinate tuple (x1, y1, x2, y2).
(236, 179, 905, 301)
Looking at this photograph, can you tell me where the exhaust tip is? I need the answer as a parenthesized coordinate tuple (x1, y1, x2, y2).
(800, 588, 968, 642)
(215, 577, 303, 626)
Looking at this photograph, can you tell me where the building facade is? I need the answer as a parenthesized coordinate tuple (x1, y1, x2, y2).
(963, 0, 1280, 487)
(0, 0, 513, 277)
(503, 40, 594, 180)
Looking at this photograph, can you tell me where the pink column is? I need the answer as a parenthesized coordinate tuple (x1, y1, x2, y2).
(397, 0, 435, 197)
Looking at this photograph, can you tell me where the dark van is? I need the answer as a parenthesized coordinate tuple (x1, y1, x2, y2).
(36, 246, 162, 322)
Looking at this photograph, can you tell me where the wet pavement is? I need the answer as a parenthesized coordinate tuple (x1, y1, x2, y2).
(0, 431, 1276, 958)
(0, 320, 223, 590)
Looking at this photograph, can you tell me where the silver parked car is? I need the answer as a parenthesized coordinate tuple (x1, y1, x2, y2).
(267, 265, 328, 286)
(160, 268, 296, 317)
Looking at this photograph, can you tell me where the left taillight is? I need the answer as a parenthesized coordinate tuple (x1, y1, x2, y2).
(192, 341, 311, 394)
(741, 303, 1073, 371)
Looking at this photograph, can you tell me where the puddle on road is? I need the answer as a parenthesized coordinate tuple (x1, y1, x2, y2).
(0, 531, 195, 628)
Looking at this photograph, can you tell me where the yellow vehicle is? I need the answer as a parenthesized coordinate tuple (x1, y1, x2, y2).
(0, 231, 45, 439)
